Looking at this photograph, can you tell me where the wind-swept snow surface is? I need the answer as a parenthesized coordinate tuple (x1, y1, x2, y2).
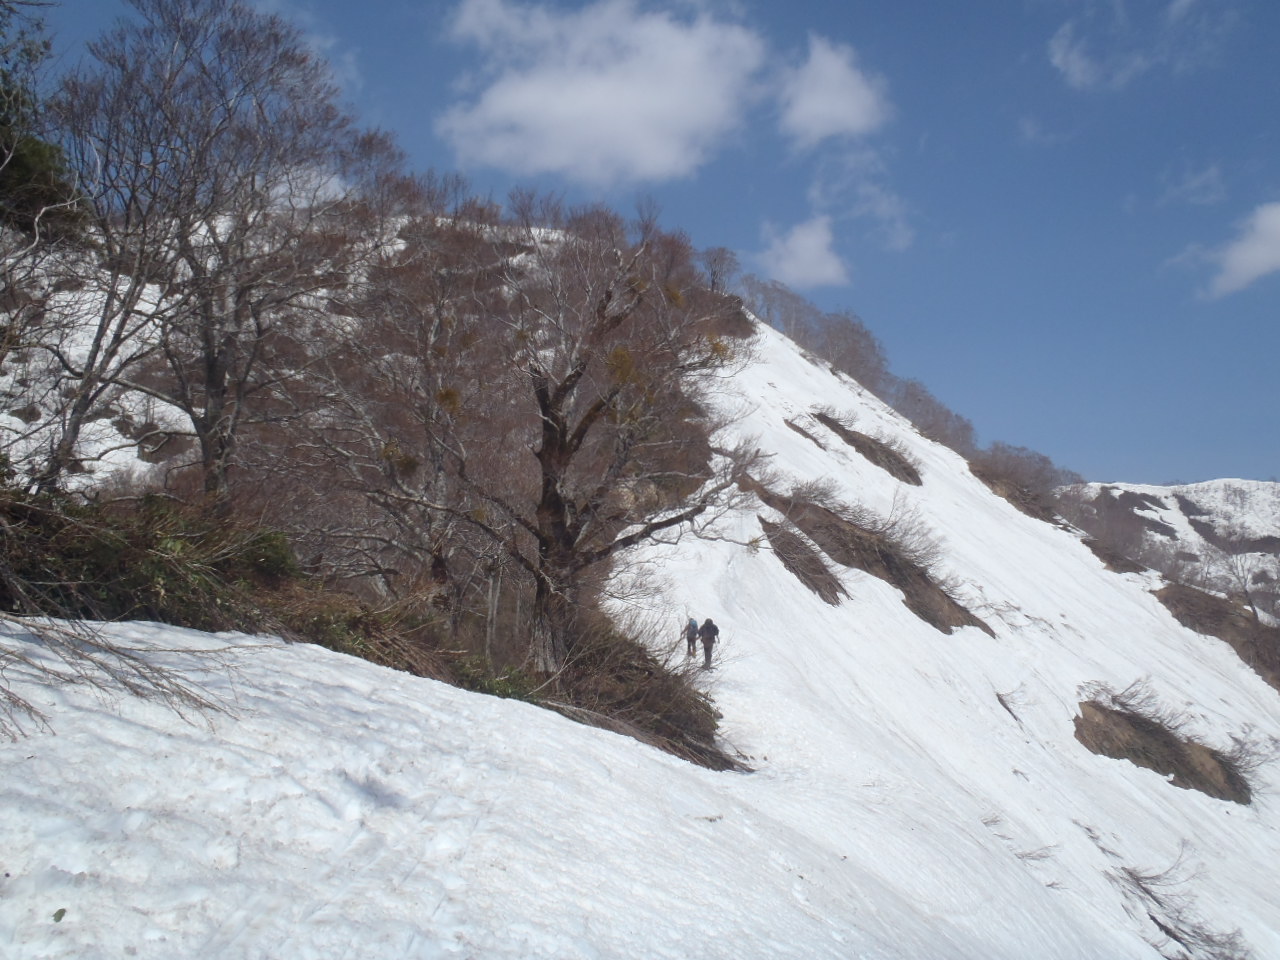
(4, 323, 1280, 959)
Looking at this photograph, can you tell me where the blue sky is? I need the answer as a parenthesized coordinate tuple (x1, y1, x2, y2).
(44, 0, 1280, 483)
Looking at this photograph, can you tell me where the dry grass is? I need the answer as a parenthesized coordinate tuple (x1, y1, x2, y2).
(759, 517, 848, 605)
(1074, 680, 1260, 805)
(548, 609, 748, 771)
(810, 408, 922, 485)
(744, 476, 991, 636)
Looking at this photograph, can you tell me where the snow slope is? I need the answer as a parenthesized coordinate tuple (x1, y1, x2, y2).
(4, 322, 1280, 959)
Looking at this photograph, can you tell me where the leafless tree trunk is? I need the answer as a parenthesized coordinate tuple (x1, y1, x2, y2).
(310, 195, 761, 673)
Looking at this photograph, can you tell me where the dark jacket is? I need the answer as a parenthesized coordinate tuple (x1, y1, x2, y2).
(698, 619, 719, 642)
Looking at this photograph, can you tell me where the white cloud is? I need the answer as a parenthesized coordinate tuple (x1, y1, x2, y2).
(1047, 21, 1150, 91)
(807, 149, 912, 252)
(1206, 202, 1280, 298)
(758, 216, 850, 289)
(1158, 163, 1226, 207)
(436, 0, 766, 185)
(778, 35, 890, 150)
(1047, 0, 1235, 91)
(254, 0, 364, 92)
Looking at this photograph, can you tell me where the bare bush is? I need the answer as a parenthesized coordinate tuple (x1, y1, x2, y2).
(543, 608, 747, 771)
(759, 516, 847, 606)
(1075, 679, 1259, 805)
(810, 406, 922, 485)
(971, 442, 1081, 522)
(745, 476, 990, 635)
(1109, 846, 1253, 960)
(884, 378, 978, 456)
(0, 614, 223, 741)
(996, 683, 1029, 723)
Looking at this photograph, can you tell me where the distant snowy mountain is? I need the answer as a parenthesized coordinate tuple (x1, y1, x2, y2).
(1059, 479, 1280, 622)
(4, 321, 1280, 959)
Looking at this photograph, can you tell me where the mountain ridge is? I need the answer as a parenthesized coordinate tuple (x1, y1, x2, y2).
(3, 318, 1279, 959)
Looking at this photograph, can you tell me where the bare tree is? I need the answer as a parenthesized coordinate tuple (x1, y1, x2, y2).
(309, 197, 761, 673)
(699, 245, 739, 296)
(739, 272, 821, 341)
(808, 309, 890, 395)
(47, 0, 401, 503)
(1197, 535, 1274, 624)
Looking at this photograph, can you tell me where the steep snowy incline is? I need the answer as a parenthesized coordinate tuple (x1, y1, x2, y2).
(3, 321, 1280, 959)
(617, 324, 1280, 957)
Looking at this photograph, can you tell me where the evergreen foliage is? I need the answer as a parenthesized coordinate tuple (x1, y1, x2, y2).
(0, 4, 80, 238)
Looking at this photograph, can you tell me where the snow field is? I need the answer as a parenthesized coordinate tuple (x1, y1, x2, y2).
(3, 321, 1280, 958)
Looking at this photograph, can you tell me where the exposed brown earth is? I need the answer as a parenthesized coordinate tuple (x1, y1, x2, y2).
(1081, 537, 1146, 574)
(745, 478, 992, 636)
(783, 418, 826, 450)
(1074, 699, 1251, 804)
(1155, 582, 1280, 693)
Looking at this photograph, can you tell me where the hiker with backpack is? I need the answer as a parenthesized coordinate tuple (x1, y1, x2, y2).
(698, 618, 720, 669)
(682, 617, 700, 658)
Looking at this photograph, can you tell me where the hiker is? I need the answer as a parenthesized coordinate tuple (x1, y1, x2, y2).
(682, 617, 700, 658)
(698, 618, 720, 669)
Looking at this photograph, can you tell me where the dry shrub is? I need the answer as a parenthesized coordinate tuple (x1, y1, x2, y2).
(1081, 536, 1147, 575)
(783, 418, 825, 450)
(1155, 583, 1280, 693)
(745, 476, 990, 636)
(0, 614, 225, 741)
(264, 583, 454, 682)
(0, 487, 295, 631)
(1109, 846, 1253, 960)
(700, 293, 756, 339)
(0, 487, 279, 738)
(1074, 679, 1257, 805)
(547, 609, 746, 771)
(810, 407, 922, 485)
(970, 443, 1081, 524)
(759, 516, 847, 605)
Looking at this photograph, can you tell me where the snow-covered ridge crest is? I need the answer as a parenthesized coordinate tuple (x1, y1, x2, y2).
(3, 320, 1280, 959)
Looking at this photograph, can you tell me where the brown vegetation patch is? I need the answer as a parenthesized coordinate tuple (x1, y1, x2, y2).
(7, 402, 39, 424)
(783, 418, 825, 449)
(700, 294, 756, 339)
(1116, 490, 1169, 512)
(1188, 516, 1280, 555)
(1172, 493, 1209, 518)
(970, 463, 1058, 523)
(1155, 583, 1280, 693)
(759, 517, 847, 605)
(1100, 487, 1178, 538)
(1081, 536, 1146, 574)
(550, 622, 748, 772)
(744, 478, 991, 636)
(1074, 698, 1252, 804)
(810, 409, 922, 485)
